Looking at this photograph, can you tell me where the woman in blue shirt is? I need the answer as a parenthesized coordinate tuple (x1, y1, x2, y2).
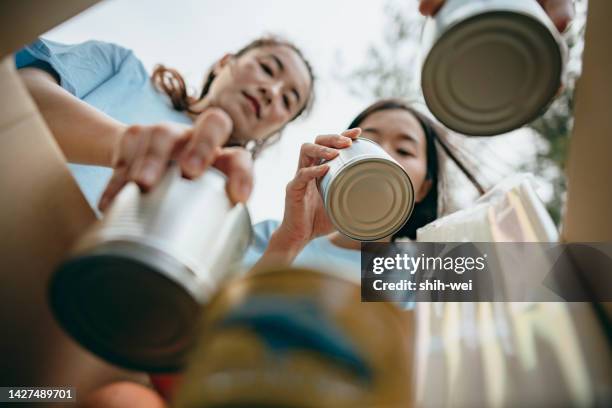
(16, 36, 315, 210)
(245, 99, 483, 283)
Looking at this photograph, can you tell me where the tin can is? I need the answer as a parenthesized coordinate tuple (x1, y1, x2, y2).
(173, 267, 413, 408)
(421, 0, 567, 136)
(318, 138, 414, 241)
(49, 166, 252, 372)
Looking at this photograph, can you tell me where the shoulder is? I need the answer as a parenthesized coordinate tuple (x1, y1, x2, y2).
(19, 38, 148, 98)
(29, 38, 133, 62)
(33, 38, 147, 78)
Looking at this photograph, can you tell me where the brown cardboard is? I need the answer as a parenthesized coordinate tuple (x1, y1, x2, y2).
(561, 1, 612, 319)
(0, 0, 100, 58)
(0, 57, 146, 394)
(563, 1, 612, 242)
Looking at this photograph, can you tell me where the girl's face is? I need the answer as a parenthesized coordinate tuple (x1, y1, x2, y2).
(206, 45, 312, 144)
(359, 109, 432, 202)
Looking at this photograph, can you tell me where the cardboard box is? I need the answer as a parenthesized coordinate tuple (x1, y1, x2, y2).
(0, 0, 100, 59)
(561, 0, 612, 321)
(0, 12, 146, 401)
(563, 1, 612, 242)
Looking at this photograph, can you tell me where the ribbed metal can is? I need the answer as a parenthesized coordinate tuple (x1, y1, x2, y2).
(173, 267, 413, 408)
(318, 137, 415, 241)
(49, 167, 252, 372)
(421, 0, 567, 136)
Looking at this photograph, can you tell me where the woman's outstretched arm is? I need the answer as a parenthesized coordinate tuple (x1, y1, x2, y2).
(19, 67, 251, 209)
(19, 67, 125, 167)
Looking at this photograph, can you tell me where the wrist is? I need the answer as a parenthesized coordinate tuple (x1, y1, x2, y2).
(106, 123, 128, 167)
(249, 226, 309, 275)
(265, 226, 308, 263)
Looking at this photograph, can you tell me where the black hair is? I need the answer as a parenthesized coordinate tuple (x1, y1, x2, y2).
(348, 99, 483, 240)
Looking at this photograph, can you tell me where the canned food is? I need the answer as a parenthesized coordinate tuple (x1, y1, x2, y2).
(421, 0, 567, 136)
(49, 167, 252, 372)
(319, 138, 415, 241)
(173, 267, 413, 408)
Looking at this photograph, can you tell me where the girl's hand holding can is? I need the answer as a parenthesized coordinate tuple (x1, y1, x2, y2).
(272, 128, 361, 251)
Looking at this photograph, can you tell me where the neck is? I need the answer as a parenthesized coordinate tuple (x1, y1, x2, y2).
(327, 231, 392, 250)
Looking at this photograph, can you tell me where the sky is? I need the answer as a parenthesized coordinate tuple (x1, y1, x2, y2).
(44, 0, 543, 222)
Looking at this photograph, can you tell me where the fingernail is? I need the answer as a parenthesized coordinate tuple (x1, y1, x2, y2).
(240, 183, 251, 199)
(340, 136, 352, 145)
(187, 155, 202, 174)
(139, 163, 157, 185)
(325, 147, 337, 155)
(229, 182, 250, 204)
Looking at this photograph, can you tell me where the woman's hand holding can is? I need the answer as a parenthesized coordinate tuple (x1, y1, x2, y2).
(98, 107, 251, 211)
(418, 0, 574, 32)
(271, 128, 361, 254)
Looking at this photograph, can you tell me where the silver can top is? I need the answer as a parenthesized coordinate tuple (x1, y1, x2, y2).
(325, 144, 414, 241)
(422, 4, 565, 136)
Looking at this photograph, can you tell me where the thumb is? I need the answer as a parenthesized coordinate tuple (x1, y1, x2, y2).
(341, 127, 362, 140)
(538, 0, 574, 33)
(213, 147, 254, 204)
(419, 0, 446, 16)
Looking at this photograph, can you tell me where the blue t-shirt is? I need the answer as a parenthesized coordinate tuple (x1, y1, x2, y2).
(15, 38, 193, 210)
(243, 220, 415, 309)
(242, 220, 362, 283)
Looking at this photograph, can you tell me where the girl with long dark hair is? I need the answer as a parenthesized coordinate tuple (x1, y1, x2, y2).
(245, 98, 482, 278)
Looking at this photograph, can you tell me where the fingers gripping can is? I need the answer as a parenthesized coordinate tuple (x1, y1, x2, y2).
(421, 0, 567, 136)
(49, 167, 252, 372)
(319, 138, 415, 241)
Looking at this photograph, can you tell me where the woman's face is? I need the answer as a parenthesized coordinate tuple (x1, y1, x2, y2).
(207, 45, 312, 144)
(359, 109, 432, 202)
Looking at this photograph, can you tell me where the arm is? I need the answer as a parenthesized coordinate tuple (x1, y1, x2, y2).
(19, 66, 250, 209)
(18, 67, 125, 167)
(250, 226, 309, 274)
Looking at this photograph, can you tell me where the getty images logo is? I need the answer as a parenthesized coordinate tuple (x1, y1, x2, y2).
(371, 253, 487, 275)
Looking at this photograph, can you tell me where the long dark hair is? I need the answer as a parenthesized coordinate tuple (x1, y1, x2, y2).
(151, 36, 315, 157)
(348, 99, 484, 240)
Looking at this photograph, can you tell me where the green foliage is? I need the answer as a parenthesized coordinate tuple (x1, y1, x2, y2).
(344, 2, 424, 102)
(526, 3, 586, 224)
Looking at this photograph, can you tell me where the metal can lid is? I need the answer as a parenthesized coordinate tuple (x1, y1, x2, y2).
(422, 11, 563, 136)
(49, 241, 203, 372)
(326, 158, 414, 241)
